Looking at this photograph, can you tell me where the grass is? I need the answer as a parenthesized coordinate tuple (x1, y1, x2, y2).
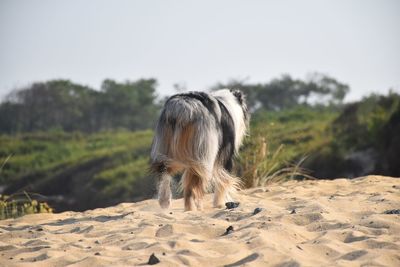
(0, 192, 53, 220)
(0, 130, 153, 185)
(239, 106, 337, 187)
(1, 156, 53, 219)
(239, 137, 315, 188)
(0, 130, 154, 213)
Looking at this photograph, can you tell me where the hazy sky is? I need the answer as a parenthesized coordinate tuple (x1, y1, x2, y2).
(1, 0, 399, 101)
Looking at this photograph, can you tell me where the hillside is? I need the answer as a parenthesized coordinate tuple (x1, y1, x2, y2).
(0, 130, 155, 212)
(1, 106, 337, 212)
(1, 93, 400, 213)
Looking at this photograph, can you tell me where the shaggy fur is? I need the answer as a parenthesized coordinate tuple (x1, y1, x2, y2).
(150, 89, 249, 211)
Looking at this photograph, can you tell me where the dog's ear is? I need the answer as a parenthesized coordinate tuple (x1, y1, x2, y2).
(230, 89, 244, 105)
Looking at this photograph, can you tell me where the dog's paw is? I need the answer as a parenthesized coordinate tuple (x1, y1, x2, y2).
(213, 202, 224, 209)
(159, 197, 171, 209)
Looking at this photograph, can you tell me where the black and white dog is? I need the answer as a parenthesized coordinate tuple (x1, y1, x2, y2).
(150, 89, 249, 211)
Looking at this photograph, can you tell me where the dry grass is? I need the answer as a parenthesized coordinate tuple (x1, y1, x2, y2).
(0, 155, 53, 220)
(239, 136, 315, 188)
(0, 192, 53, 220)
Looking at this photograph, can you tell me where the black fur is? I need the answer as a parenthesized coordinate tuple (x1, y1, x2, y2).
(216, 99, 235, 171)
(230, 89, 249, 122)
(156, 108, 176, 133)
(230, 89, 243, 105)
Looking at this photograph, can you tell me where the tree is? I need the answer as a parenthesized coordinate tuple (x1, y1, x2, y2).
(306, 73, 350, 105)
(99, 78, 159, 131)
(211, 73, 350, 111)
(0, 79, 160, 133)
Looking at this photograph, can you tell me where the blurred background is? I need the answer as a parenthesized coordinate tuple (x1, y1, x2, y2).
(0, 0, 399, 216)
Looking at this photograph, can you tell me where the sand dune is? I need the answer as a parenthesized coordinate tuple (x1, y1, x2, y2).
(1, 175, 399, 266)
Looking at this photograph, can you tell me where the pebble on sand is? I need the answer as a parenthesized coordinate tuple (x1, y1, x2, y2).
(223, 225, 234, 236)
(148, 253, 160, 265)
(225, 202, 240, 209)
(253, 207, 263, 215)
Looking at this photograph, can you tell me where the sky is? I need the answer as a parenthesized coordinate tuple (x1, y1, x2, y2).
(0, 0, 399, 101)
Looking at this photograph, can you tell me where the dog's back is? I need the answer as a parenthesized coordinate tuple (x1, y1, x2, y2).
(151, 92, 220, 169)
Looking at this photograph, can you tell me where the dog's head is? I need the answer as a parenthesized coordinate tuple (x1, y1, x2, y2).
(229, 89, 244, 105)
(229, 89, 249, 123)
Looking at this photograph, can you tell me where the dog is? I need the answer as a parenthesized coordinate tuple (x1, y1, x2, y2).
(150, 89, 249, 211)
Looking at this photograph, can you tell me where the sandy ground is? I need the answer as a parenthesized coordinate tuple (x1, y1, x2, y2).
(0, 175, 399, 267)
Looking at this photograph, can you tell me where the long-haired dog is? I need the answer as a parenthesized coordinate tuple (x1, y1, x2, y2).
(150, 89, 249, 211)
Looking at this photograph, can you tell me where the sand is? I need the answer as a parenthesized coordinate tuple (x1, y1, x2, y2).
(0, 175, 399, 266)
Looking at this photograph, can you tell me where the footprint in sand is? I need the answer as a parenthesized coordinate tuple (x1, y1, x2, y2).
(291, 213, 323, 226)
(273, 260, 301, 267)
(224, 253, 260, 267)
(122, 241, 149, 250)
(365, 240, 400, 250)
(343, 232, 370, 243)
(306, 221, 351, 232)
(155, 224, 173, 237)
(21, 253, 49, 263)
(339, 250, 368, 261)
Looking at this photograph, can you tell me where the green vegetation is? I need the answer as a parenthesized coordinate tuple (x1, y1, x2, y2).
(1, 130, 154, 212)
(0, 79, 159, 133)
(305, 93, 400, 178)
(0, 73, 345, 134)
(0, 192, 52, 220)
(0, 75, 399, 215)
(239, 106, 337, 187)
(241, 93, 400, 181)
(212, 73, 349, 111)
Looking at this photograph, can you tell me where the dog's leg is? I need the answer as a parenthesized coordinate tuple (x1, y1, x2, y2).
(213, 182, 228, 208)
(182, 169, 206, 211)
(213, 168, 238, 208)
(182, 170, 195, 211)
(193, 174, 205, 211)
(158, 172, 172, 209)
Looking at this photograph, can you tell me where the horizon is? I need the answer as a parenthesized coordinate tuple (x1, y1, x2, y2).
(1, 0, 399, 102)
